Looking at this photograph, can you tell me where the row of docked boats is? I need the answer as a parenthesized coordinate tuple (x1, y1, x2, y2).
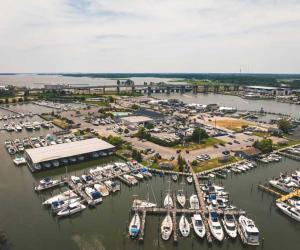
(0, 113, 27, 120)
(258, 153, 282, 164)
(129, 211, 259, 245)
(2, 120, 53, 132)
(171, 174, 193, 183)
(276, 197, 300, 222)
(269, 171, 300, 193)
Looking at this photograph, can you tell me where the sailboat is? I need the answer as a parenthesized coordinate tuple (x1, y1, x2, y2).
(164, 193, 173, 208)
(128, 212, 141, 238)
(161, 213, 173, 240)
(179, 214, 190, 237)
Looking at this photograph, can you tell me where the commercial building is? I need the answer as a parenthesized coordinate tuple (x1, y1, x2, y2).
(244, 86, 290, 96)
(121, 115, 154, 126)
(25, 138, 115, 172)
(234, 147, 261, 160)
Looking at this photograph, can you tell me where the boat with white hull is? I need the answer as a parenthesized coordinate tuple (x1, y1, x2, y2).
(179, 215, 190, 237)
(94, 183, 109, 197)
(191, 214, 205, 238)
(128, 212, 141, 238)
(276, 202, 300, 222)
(164, 193, 173, 208)
(51, 197, 81, 213)
(85, 187, 102, 205)
(132, 199, 157, 208)
(208, 212, 224, 242)
(176, 190, 186, 208)
(238, 215, 260, 245)
(57, 202, 86, 217)
(161, 213, 173, 240)
(222, 213, 237, 238)
(189, 195, 200, 210)
(43, 190, 78, 205)
(35, 177, 63, 191)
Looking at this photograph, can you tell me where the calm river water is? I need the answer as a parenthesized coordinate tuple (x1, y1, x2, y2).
(0, 100, 300, 250)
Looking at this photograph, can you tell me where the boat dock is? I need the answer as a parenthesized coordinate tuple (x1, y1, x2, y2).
(276, 188, 300, 202)
(148, 168, 191, 176)
(0, 106, 22, 115)
(191, 169, 212, 243)
(258, 184, 283, 197)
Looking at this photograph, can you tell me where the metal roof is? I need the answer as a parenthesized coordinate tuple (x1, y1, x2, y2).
(25, 138, 114, 164)
(121, 116, 153, 123)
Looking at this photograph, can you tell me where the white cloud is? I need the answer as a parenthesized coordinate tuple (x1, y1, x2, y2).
(0, 0, 300, 73)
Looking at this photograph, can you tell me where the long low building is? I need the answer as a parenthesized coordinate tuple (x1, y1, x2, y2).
(25, 138, 115, 172)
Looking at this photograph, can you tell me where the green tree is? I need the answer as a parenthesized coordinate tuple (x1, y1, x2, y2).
(253, 139, 273, 153)
(277, 119, 292, 133)
(177, 154, 186, 172)
(191, 128, 209, 143)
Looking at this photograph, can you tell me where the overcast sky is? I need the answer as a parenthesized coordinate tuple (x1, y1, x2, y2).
(0, 0, 300, 73)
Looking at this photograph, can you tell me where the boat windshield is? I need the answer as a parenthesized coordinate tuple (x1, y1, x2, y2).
(227, 225, 236, 231)
(214, 225, 221, 230)
(195, 220, 203, 226)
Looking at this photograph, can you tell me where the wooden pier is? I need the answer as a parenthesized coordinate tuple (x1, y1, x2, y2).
(258, 184, 282, 197)
(191, 169, 213, 243)
(276, 188, 300, 203)
(138, 210, 146, 241)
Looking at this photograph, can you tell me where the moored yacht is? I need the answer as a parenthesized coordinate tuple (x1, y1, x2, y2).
(51, 197, 81, 213)
(189, 194, 200, 209)
(161, 213, 173, 240)
(164, 193, 173, 208)
(57, 202, 86, 217)
(43, 190, 78, 205)
(208, 211, 224, 242)
(85, 187, 102, 205)
(276, 202, 300, 222)
(176, 190, 186, 208)
(132, 199, 157, 208)
(34, 177, 62, 191)
(222, 213, 237, 238)
(179, 214, 190, 237)
(128, 212, 141, 238)
(94, 183, 109, 197)
(191, 213, 205, 238)
(238, 215, 260, 245)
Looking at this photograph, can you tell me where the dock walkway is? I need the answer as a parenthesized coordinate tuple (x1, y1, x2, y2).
(276, 188, 300, 203)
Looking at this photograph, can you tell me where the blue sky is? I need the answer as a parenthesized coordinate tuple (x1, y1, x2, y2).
(0, 0, 300, 73)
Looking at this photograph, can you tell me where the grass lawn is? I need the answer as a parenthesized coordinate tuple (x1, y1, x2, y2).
(52, 118, 69, 129)
(174, 138, 224, 150)
(252, 131, 272, 138)
(193, 156, 239, 173)
(274, 140, 300, 150)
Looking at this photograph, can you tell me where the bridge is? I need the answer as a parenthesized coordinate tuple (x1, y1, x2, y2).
(21, 83, 241, 95)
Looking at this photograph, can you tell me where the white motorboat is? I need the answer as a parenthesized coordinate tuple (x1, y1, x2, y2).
(179, 215, 190, 237)
(238, 215, 260, 245)
(94, 183, 109, 197)
(123, 174, 138, 185)
(13, 155, 26, 165)
(57, 202, 86, 217)
(276, 202, 300, 222)
(51, 197, 81, 213)
(187, 176, 193, 184)
(189, 195, 200, 210)
(161, 213, 173, 240)
(81, 174, 94, 184)
(208, 212, 224, 242)
(172, 174, 178, 182)
(71, 176, 82, 186)
(128, 212, 141, 238)
(269, 179, 295, 193)
(131, 170, 144, 180)
(43, 190, 78, 205)
(191, 213, 205, 238)
(104, 180, 120, 192)
(176, 190, 186, 208)
(34, 177, 62, 191)
(164, 193, 173, 208)
(222, 213, 237, 238)
(132, 199, 157, 208)
(85, 187, 102, 204)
